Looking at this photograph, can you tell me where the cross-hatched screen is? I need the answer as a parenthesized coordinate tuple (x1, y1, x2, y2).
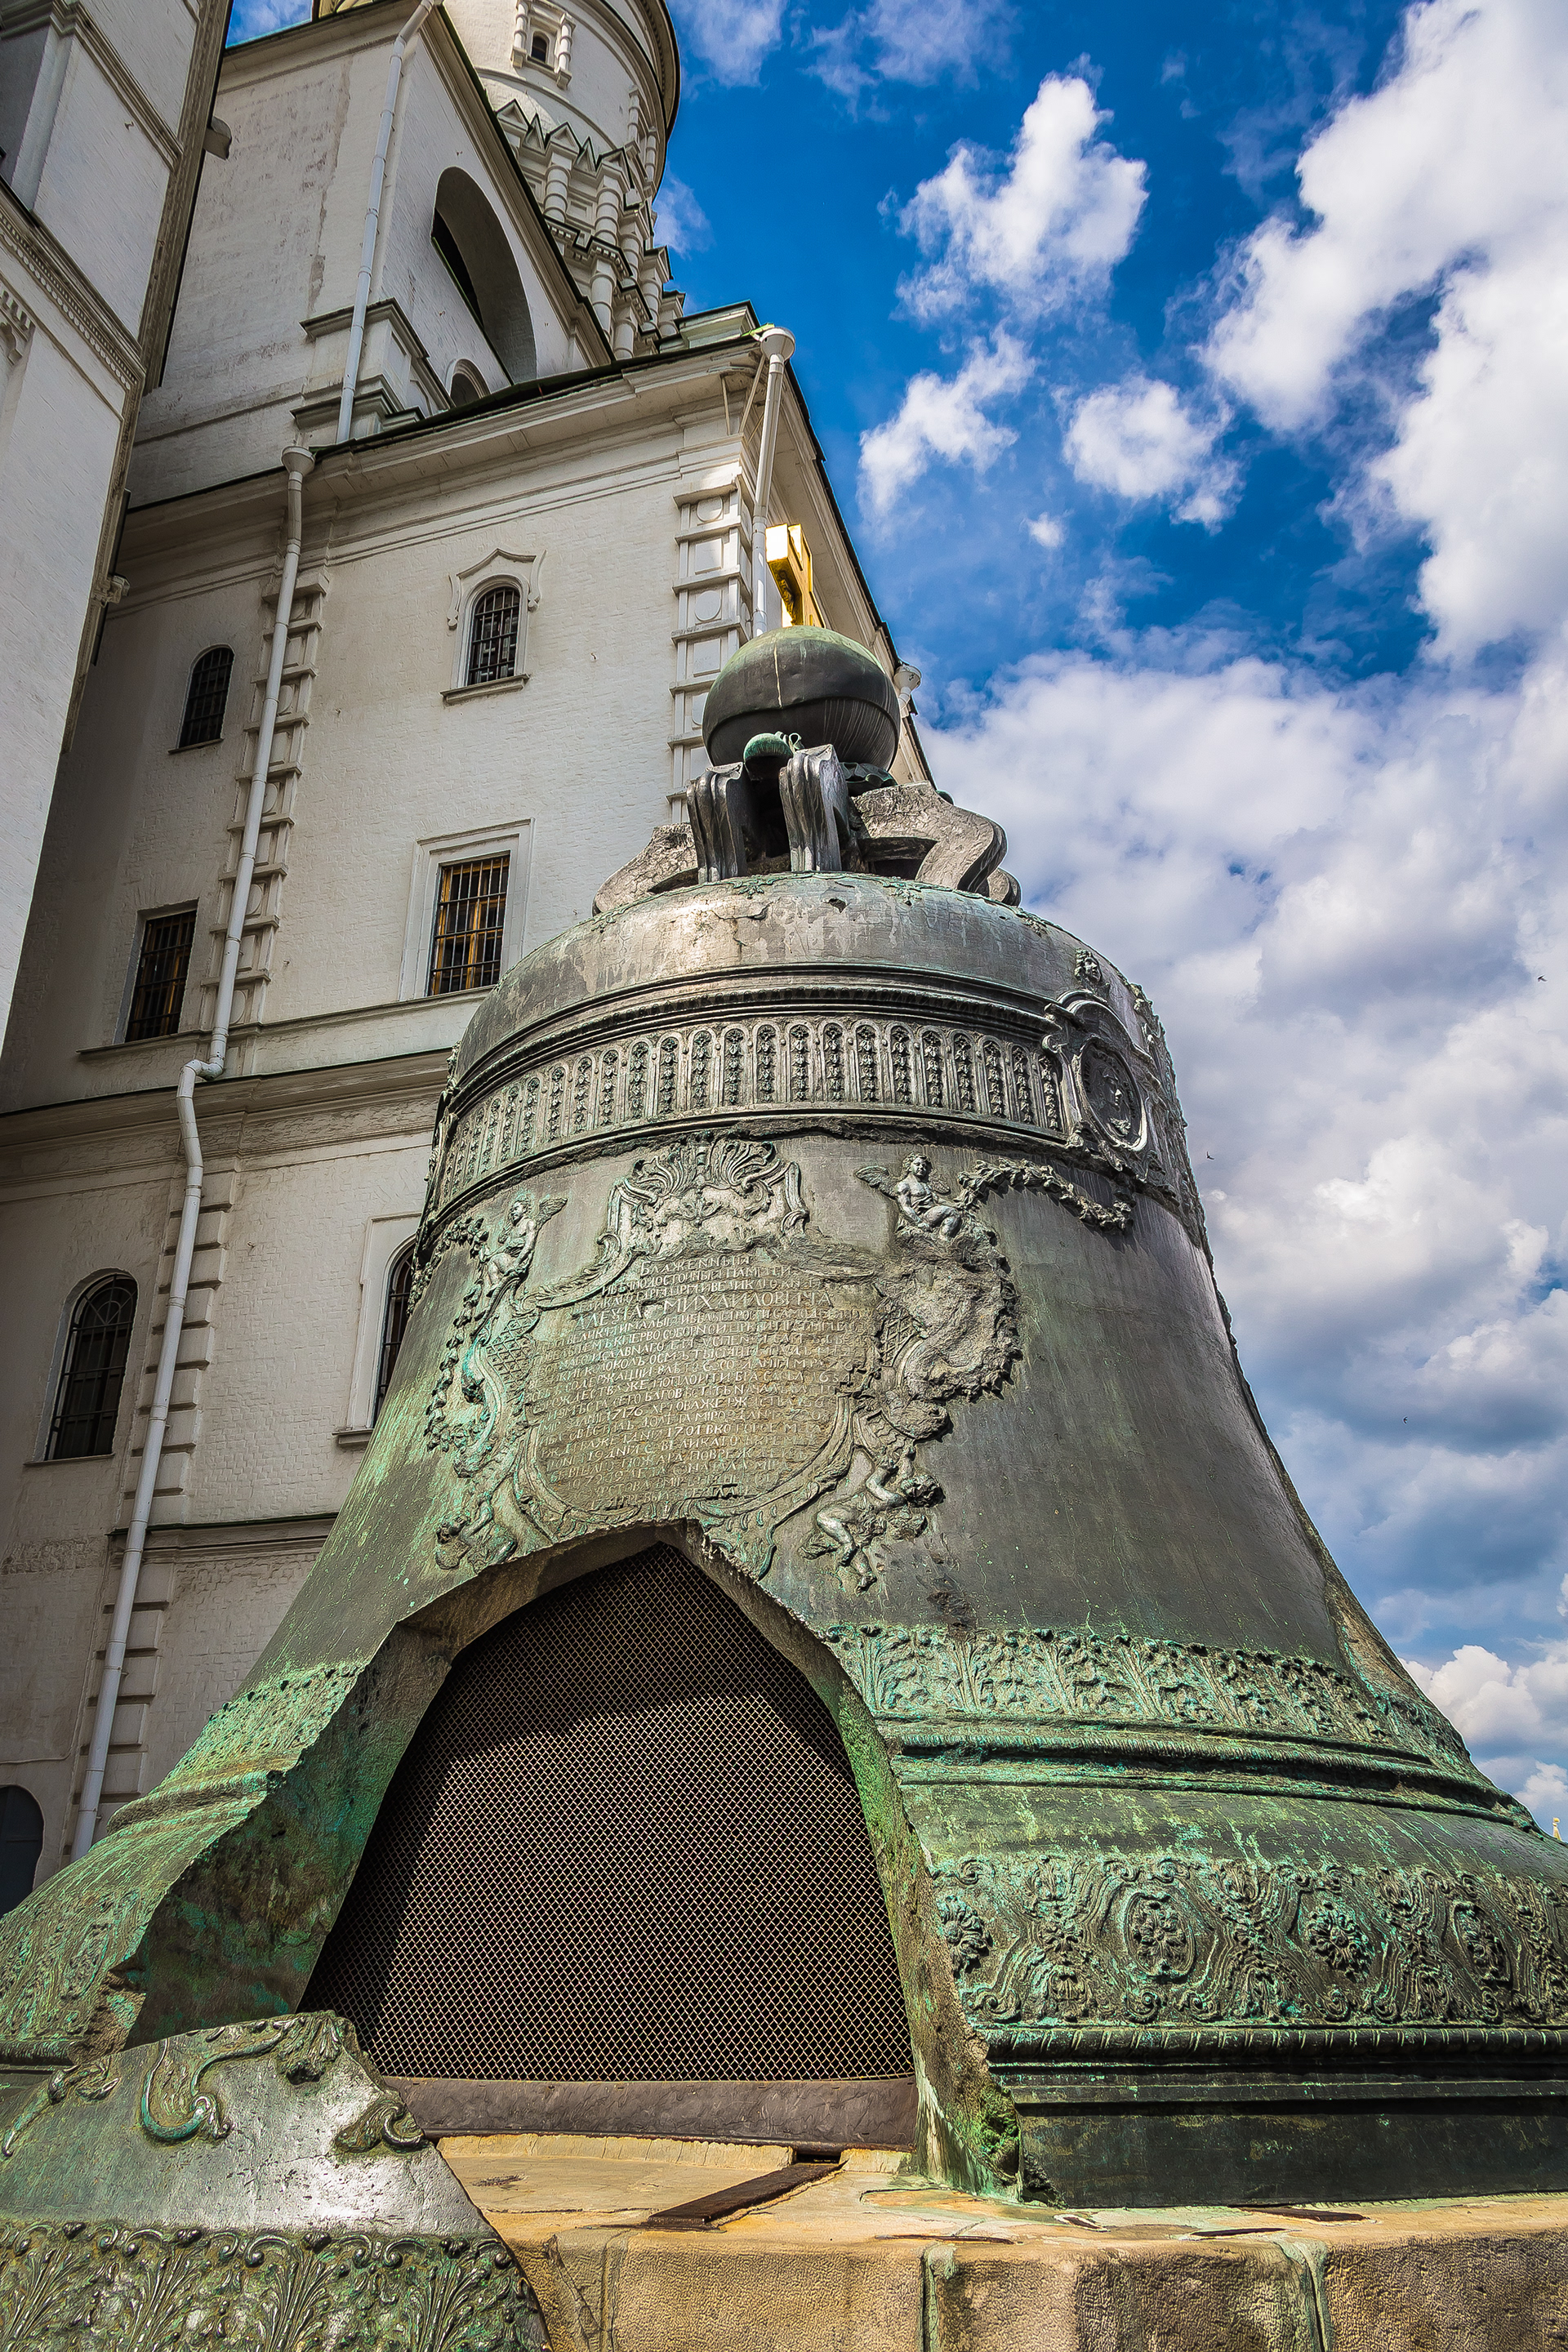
(306, 1544, 912, 2082)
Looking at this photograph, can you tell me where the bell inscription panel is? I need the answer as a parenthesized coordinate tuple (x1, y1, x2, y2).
(528, 1251, 867, 1515)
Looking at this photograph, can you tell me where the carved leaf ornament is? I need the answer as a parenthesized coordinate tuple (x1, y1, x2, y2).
(423, 1138, 1085, 1584)
(822, 1622, 1472, 1774)
(0, 2221, 546, 2352)
(932, 1849, 1568, 2038)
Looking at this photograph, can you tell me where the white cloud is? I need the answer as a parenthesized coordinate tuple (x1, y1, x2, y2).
(1026, 513, 1065, 550)
(1065, 377, 1238, 527)
(898, 74, 1146, 321)
(671, 0, 784, 83)
(229, 0, 308, 35)
(1518, 1763, 1568, 1828)
(1205, 0, 1568, 655)
(924, 617, 1568, 1728)
(1405, 1648, 1568, 1823)
(1405, 1645, 1568, 1754)
(859, 335, 1032, 514)
(653, 174, 710, 256)
(811, 0, 1010, 104)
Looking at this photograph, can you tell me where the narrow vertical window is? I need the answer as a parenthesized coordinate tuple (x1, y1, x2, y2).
(374, 1245, 416, 1420)
(0, 1788, 44, 1918)
(48, 1276, 136, 1459)
(126, 908, 196, 1041)
(466, 585, 521, 687)
(177, 647, 234, 748)
(427, 855, 509, 996)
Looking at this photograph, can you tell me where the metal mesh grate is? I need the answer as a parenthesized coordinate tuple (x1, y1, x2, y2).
(306, 1545, 912, 2082)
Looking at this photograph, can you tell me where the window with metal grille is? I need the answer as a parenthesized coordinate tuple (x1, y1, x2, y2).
(466, 584, 520, 686)
(177, 646, 234, 748)
(373, 1242, 416, 1419)
(47, 1276, 136, 1459)
(125, 907, 196, 1040)
(305, 1543, 912, 2086)
(426, 855, 508, 996)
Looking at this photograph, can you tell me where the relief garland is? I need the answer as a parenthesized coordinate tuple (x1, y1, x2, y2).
(422, 1137, 1071, 1586)
(822, 1622, 1476, 1778)
(0, 2220, 546, 2352)
(933, 1847, 1568, 2034)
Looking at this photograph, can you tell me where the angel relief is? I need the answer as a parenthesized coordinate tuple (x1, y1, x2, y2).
(425, 1134, 1023, 1586)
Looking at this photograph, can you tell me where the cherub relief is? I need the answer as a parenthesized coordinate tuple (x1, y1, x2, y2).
(809, 1444, 944, 1591)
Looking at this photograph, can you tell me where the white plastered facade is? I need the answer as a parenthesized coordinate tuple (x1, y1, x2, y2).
(0, 0, 230, 1060)
(0, 0, 929, 1887)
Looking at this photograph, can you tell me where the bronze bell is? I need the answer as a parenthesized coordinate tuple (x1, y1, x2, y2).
(2, 646, 1566, 2216)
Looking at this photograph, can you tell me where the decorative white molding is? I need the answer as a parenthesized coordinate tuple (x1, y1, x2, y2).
(0, 189, 141, 389)
(398, 819, 533, 1004)
(445, 546, 544, 692)
(514, 0, 573, 83)
(0, 276, 35, 365)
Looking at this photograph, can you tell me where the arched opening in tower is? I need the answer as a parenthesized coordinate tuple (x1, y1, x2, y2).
(305, 1544, 912, 2108)
(430, 167, 537, 384)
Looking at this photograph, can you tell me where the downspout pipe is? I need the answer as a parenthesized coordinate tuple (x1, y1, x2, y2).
(336, 0, 440, 446)
(73, 446, 314, 1860)
(749, 325, 795, 636)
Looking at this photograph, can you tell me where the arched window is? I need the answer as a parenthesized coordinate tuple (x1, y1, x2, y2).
(430, 169, 537, 383)
(530, 30, 550, 60)
(177, 646, 234, 748)
(466, 584, 521, 686)
(0, 1787, 43, 1917)
(47, 1276, 136, 1459)
(374, 1242, 416, 1419)
(448, 363, 488, 410)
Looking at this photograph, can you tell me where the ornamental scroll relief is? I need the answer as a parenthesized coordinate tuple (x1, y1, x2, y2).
(823, 1622, 1474, 1778)
(0, 2014, 421, 2166)
(430, 996, 1180, 1222)
(933, 1848, 1568, 2035)
(424, 1138, 1102, 1584)
(0, 2222, 545, 2352)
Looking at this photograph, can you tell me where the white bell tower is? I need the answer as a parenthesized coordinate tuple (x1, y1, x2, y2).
(439, 0, 684, 355)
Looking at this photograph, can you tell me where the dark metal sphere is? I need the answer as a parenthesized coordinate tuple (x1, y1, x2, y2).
(702, 626, 901, 769)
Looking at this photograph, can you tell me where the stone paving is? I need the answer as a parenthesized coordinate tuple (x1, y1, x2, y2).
(443, 2132, 1568, 2351)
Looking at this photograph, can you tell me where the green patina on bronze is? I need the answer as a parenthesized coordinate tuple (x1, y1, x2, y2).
(1, 870, 1566, 2241)
(0, 2007, 546, 2349)
(0, 2221, 544, 2352)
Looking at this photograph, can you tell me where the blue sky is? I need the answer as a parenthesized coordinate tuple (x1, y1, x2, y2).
(231, 0, 1568, 1822)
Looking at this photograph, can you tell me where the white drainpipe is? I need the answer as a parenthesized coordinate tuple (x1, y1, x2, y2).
(73, 447, 314, 1860)
(336, 0, 440, 446)
(750, 325, 795, 638)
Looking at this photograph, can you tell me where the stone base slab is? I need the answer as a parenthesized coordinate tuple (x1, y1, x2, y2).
(442, 2135, 1568, 2351)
